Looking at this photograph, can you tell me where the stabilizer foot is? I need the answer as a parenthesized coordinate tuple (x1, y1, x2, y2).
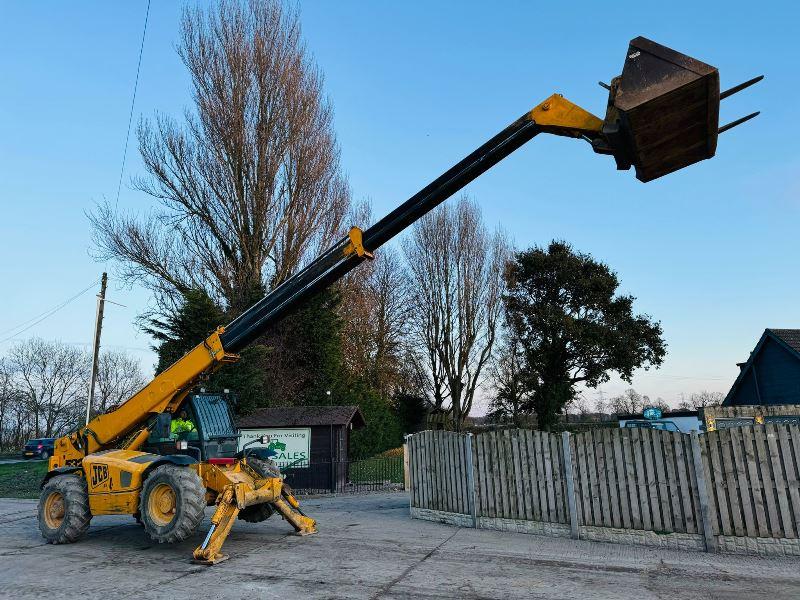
(192, 553, 229, 566)
(294, 528, 317, 536)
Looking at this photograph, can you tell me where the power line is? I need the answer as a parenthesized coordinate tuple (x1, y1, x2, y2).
(114, 0, 151, 210)
(0, 278, 102, 344)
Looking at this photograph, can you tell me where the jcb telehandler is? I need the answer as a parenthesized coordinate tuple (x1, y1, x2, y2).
(38, 37, 760, 564)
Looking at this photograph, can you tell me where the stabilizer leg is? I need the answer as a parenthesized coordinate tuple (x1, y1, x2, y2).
(192, 486, 241, 565)
(272, 490, 317, 535)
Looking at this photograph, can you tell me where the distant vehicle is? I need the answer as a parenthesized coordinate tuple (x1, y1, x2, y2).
(617, 410, 701, 434)
(23, 438, 55, 460)
(622, 420, 680, 432)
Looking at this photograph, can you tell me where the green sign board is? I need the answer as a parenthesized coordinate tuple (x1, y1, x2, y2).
(238, 427, 311, 468)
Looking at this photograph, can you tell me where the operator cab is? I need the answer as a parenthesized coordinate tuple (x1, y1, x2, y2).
(143, 392, 239, 461)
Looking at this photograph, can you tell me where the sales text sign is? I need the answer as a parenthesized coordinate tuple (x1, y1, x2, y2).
(238, 427, 311, 468)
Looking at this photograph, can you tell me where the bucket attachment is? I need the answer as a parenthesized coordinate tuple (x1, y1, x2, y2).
(594, 37, 761, 182)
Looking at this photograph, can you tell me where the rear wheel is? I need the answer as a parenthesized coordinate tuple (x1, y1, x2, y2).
(247, 456, 281, 479)
(140, 465, 205, 543)
(238, 502, 275, 523)
(38, 475, 91, 544)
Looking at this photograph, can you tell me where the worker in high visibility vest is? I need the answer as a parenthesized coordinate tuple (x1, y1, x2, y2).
(171, 410, 196, 438)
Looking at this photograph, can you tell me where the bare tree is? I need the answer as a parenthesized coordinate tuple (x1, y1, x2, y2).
(93, 350, 147, 415)
(337, 200, 412, 396)
(564, 395, 591, 423)
(405, 195, 508, 430)
(91, 0, 349, 314)
(6, 339, 90, 438)
(340, 248, 411, 396)
(487, 331, 527, 426)
(678, 390, 724, 411)
(609, 388, 645, 415)
(0, 359, 19, 450)
(608, 388, 671, 415)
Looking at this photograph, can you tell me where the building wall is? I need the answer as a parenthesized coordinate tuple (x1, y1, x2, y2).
(728, 337, 800, 405)
(310, 425, 346, 462)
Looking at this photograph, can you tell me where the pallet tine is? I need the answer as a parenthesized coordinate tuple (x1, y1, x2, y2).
(720, 75, 764, 100)
(719, 111, 760, 134)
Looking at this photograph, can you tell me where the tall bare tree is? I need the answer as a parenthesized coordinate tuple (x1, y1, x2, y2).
(487, 330, 528, 426)
(93, 350, 147, 415)
(6, 339, 90, 438)
(0, 359, 18, 449)
(339, 247, 411, 396)
(404, 195, 508, 430)
(91, 0, 349, 314)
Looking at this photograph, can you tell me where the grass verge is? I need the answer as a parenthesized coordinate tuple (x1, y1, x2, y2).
(350, 456, 404, 484)
(0, 461, 47, 499)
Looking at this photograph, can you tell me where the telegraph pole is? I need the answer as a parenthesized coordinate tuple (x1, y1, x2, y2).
(86, 273, 108, 425)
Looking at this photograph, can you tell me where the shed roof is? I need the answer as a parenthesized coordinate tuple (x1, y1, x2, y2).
(237, 405, 366, 429)
(769, 329, 800, 355)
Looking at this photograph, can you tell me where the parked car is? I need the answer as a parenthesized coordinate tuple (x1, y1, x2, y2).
(22, 438, 55, 460)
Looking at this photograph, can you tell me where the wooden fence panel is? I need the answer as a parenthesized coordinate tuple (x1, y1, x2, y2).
(753, 426, 779, 536)
(729, 427, 757, 537)
(766, 425, 793, 538)
(673, 432, 696, 534)
(409, 426, 800, 543)
(524, 430, 541, 521)
(778, 425, 800, 537)
(475, 433, 489, 517)
(631, 429, 650, 531)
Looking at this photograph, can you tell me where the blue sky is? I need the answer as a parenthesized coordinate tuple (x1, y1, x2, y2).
(0, 1, 797, 411)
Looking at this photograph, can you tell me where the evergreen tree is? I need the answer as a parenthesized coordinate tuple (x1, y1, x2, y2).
(504, 241, 666, 431)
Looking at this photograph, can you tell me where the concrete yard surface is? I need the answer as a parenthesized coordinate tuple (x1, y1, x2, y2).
(1, 493, 799, 599)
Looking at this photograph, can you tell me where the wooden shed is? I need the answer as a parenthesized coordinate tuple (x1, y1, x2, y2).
(236, 405, 365, 492)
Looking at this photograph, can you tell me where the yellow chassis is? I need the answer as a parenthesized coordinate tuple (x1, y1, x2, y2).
(78, 449, 316, 564)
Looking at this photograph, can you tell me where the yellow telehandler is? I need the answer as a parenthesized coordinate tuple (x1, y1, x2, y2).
(38, 37, 760, 564)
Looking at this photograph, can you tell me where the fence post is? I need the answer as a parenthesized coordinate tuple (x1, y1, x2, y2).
(403, 437, 411, 492)
(561, 431, 579, 539)
(465, 433, 478, 528)
(690, 431, 717, 553)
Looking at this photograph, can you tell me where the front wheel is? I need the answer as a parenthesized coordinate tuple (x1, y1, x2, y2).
(38, 475, 91, 544)
(140, 465, 205, 543)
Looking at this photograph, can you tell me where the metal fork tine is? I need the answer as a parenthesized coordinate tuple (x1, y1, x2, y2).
(718, 111, 760, 134)
(720, 75, 764, 100)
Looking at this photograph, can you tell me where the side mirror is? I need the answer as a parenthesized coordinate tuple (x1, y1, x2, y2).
(259, 435, 270, 445)
(155, 413, 172, 439)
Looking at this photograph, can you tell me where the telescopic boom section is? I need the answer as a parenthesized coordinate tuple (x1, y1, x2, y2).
(220, 95, 603, 353)
(51, 95, 601, 466)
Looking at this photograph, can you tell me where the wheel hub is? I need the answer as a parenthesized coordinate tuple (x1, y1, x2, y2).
(44, 491, 65, 529)
(149, 483, 177, 526)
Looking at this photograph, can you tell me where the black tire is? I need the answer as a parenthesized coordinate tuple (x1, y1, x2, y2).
(38, 475, 91, 544)
(39, 450, 48, 461)
(247, 456, 281, 479)
(140, 465, 205, 543)
(238, 502, 275, 523)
